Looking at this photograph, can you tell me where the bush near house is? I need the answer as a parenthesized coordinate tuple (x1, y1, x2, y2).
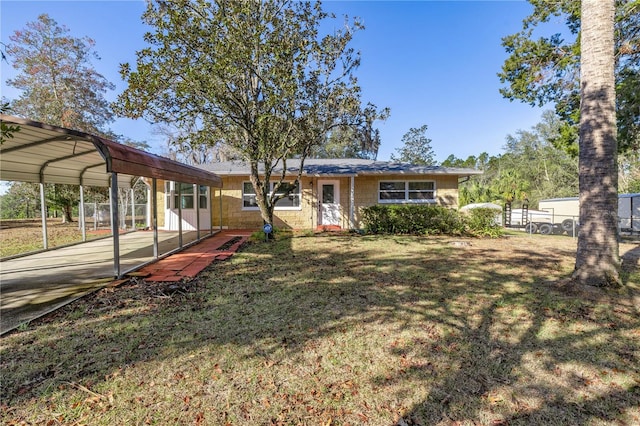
(464, 207, 505, 238)
(362, 205, 503, 237)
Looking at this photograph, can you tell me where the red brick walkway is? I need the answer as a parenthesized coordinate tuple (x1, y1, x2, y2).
(134, 230, 252, 282)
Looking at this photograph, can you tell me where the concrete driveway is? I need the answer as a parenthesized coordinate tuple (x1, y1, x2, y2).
(0, 230, 203, 334)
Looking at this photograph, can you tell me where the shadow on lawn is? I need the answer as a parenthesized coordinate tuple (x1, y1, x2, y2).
(622, 243, 640, 275)
(1, 234, 639, 424)
(396, 241, 640, 425)
(396, 290, 639, 425)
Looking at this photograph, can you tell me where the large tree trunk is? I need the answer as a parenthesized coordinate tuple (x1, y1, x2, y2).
(573, 0, 620, 286)
(61, 203, 74, 223)
(249, 161, 275, 227)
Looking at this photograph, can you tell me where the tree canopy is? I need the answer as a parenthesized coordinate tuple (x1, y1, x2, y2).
(0, 102, 20, 144)
(445, 111, 579, 208)
(499, 0, 639, 155)
(4, 14, 117, 222)
(390, 125, 435, 166)
(5, 14, 115, 135)
(115, 0, 387, 225)
(310, 125, 381, 160)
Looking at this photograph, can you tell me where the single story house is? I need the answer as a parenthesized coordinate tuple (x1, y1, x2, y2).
(155, 159, 481, 231)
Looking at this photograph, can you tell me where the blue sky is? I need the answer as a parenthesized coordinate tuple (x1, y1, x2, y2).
(1, 0, 555, 163)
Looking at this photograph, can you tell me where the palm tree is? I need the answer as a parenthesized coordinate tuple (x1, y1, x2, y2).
(573, 0, 621, 286)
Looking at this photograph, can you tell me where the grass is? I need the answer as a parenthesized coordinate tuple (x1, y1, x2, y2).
(1, 232, 639, 425)
(0, 219, 109, 258)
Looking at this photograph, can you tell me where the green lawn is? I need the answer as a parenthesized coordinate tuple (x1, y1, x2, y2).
(1, 233, 639, 425)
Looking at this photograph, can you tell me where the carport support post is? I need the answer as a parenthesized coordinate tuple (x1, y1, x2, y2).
(79, 185, 86, 242)
(219, 187, 223, 231)
(177, 182, 183, 248)
(39, 182, 48, 250)
(152, 178, 158, 259)
(349, 176, 355, 230)
(209, 186, 213, 235)
(110, 172, 121, 278)
(130, 187, 135, 230)
(146, 186, 152, 230)
(196, 184, 201, 240)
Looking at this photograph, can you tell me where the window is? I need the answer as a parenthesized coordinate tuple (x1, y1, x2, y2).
(408, 181, 435, 200)
(379, 180, 435, 203)
(198, 185, 208, 209)
(172, 183, 194, 209)
(165, 181, 171, 209)
(243, 181, 301, 210)
(165, 182, 209, 210)
(322, 184, 335, 204)
(165, 182, 195, 209)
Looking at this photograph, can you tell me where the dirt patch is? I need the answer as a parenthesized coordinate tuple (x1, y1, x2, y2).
(215, 236, 243, 251)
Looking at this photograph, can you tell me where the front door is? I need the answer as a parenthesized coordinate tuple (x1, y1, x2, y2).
(318, 180, 340, 227)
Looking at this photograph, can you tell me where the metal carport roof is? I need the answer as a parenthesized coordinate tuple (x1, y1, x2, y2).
(0, 114, 222, 188)
(1, 114, 224, 279)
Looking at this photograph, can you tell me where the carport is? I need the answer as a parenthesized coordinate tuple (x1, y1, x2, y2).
(0, 114, 223, 278)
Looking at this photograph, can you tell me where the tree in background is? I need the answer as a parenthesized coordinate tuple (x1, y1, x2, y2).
(1, 102, 20, 144)
(0, 182, 40, 219)
(4, 14, 151, 225)
(573, 0, 620, 287)
(0, 181, 110, 221)
(311, 125, 381, 159)
(442, 152, 498, 206)
(4, 14, 118, 223)
(390, 125, 435, 165)
(115, 0, 387, 226)
(154, 122, 241, 166)
(619, 152, 640, 193)
(499, 0, 639, 155)
(498, 111, 578, 205)
(443, 111, 579, 208)
(5, 14, 115, 135)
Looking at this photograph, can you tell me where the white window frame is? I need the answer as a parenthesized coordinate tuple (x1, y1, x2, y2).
(198, 185, 209, 209)
(165, 181, 172, 209)
(165, 182, 206, 210)
(242, 181, 302, 211)
(378, 180, 436, 204)
(174, 182, 195, 209)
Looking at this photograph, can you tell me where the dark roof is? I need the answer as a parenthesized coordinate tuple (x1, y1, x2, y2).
(0, 115, 222, 188)
(202, 158, 482, 177)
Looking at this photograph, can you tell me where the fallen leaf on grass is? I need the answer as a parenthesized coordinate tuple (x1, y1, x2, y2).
(487, 394, 503, 405)
(194, 411, 205, 425)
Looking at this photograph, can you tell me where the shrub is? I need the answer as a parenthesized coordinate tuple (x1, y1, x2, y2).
(362, 205, 463, 236)
(464, 207, 504, 238)
(360, 205, 393, 234)
(424, 206, 466, 235)
(361, 205, 502, 238)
